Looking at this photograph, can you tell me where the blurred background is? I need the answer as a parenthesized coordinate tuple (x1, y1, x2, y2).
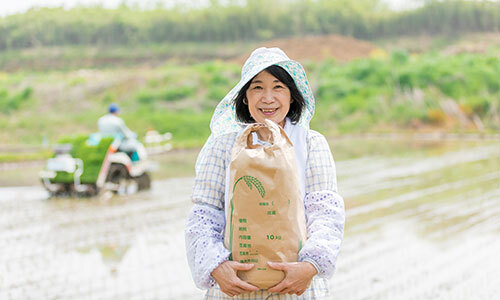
(0, 0, 499, 299)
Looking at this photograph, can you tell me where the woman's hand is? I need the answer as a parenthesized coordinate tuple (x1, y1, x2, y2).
(267, 261, 318, 295)
(211, 261, 260, 297)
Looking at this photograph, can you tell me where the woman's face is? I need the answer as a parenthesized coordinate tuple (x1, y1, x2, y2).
(245, 70, 291, 127)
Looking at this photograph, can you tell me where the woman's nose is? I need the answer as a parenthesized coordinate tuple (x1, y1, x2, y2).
(261, 90, 275, 103)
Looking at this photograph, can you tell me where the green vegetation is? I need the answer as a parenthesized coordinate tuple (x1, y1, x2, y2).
(0, 149, 52, 163)
(0, 42, 256, 71)
(52, 135, 113, 184)
(311, 50, 500, 134)
(1, 0, 499, 162)
(1, 51, 499, 155)
(1, 0, 499, 52)
(0, 87, 33, 113)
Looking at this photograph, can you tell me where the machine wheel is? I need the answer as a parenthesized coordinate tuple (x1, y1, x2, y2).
(49, 183, 72, 198)
(106, 164, 130, 194)
(76, 184, 99, 197)
(136, 173, 151, 191)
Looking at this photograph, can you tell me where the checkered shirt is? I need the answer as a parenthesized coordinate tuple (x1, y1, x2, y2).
(185, 130, 345, 300)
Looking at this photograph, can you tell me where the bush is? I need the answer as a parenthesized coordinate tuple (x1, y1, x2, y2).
(144, 110, 212, 148)
(388, 104, 427, 126)
(136, 89, 158, 104)
(0, 87, 33, 113)
(206, 85, 228, 101)
(312, 51, 500, 131)
(162, 85, 197, 101)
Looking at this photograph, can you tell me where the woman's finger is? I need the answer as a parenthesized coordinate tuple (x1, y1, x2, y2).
(232, 262, 255, 271)
(274, 288, 293, 295)
(296, 289, 306, 296)
(229, 286, 246, 296)
(267, 261, 288, 271)
(268, 281, 287, 293)
(236, 279, 260, 292)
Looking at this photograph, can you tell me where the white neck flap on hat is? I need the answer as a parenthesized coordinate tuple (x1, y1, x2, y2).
(208, 47, 315, 139)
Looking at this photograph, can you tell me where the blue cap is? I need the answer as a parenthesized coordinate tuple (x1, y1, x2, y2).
(108, 103, 119, 113)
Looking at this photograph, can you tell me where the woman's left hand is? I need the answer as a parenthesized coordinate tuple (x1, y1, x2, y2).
(267, 261, 318, 295)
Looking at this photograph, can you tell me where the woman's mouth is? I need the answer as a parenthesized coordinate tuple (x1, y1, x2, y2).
(260, 108, 278, 115)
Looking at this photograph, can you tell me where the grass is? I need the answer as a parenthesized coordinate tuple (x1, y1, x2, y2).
(152, 150, 199, 179)
(1, 48, 500, 164)
(0, 42, 254, 71)
(0, 150, 52, 163)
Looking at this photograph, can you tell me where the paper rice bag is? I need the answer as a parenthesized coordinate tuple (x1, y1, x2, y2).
(224, 119, 307, 289)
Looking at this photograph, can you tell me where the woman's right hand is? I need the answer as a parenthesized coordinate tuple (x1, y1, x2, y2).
(211, 261, 260, 297)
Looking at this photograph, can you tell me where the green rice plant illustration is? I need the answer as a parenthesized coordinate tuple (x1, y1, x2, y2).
(233, 175, 265, 198)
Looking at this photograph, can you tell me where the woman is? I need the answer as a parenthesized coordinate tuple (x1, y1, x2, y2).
(185, 47, 345, 299)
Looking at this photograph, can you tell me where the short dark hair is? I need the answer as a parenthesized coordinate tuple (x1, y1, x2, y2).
(233, 65, 305, 124)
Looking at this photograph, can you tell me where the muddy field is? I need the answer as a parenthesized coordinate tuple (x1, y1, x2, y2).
(0, 138, 499, 299)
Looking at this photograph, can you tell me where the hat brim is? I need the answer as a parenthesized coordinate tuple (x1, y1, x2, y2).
(209, 59, 315, 138)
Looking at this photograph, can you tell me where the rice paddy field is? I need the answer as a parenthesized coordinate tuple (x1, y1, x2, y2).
(0, 137, 499, 299)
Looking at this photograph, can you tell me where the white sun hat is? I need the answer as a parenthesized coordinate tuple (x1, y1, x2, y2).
(208, 47, 316, 139)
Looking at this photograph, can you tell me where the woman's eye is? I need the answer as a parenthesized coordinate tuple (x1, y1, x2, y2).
(274, 85, 284, 89)
(252, 86, 263, 90)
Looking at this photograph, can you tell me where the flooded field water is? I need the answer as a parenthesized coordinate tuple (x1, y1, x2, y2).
(0, 138, 499, 299)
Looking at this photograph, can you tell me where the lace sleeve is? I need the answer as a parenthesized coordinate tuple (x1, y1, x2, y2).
(185, 203, 231, 289)
(299, 131, 345, 278)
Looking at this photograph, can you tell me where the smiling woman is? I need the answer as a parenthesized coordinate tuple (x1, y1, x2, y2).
(185, 47, 345, 300)
(233, 65, 306, 129)
(245, 70, 292, 127)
